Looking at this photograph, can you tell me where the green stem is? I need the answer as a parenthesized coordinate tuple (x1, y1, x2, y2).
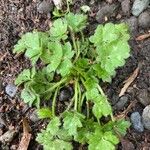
(77, 82, 82, 112)
(80, 31, 85, 43)
(74, 79, 78, 111)
(86, 101, 90, 118)
(97, 85, 105, 96)
(52, 87, 59, 117)
(41, 77, 68, 94)
(97, 84, 114, 121)
(70, 31, 78, 52)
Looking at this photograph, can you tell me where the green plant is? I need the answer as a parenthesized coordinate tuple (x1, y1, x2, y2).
(14, 11, 130, 150)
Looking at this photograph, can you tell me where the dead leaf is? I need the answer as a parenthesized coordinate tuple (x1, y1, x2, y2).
(119, 64, 141, 97)
(136, 33, 150, 41)
(17, 118, 31, 150)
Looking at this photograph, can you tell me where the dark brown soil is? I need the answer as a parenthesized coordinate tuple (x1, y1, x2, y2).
(0, 0, 150, 150)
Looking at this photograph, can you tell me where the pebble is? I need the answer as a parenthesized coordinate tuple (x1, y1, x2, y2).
(142, 105, 150, 130)
(37, 0, 53, 14)
(132, 0, 150, 16)
(29, 110, 40, 122)
(5, 84, 17, 97)
(137, 89, 150, 106)
(130, 112, 144, 132)
(121, 0, 130, 16)
(0, 129, 17, 143)
(114, 95, 129, 110)
(138, 11, 150, 29)
(96, 4, 119, 23)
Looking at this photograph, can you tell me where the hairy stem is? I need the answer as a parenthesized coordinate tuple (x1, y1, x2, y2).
(52, 87, 59, 116)
(74, 79, 78, 111)
(41, 77, 68, 94)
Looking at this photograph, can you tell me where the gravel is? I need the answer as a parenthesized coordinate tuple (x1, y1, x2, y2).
(137, 89, 150, 106)
(138, 11, 150, 29)
(132, 0, 150, 16)
(114, 95, 129, 110)
(5, 84, 17, 98)
(130, 112, 144, 132)
(142, 105, 150, 130)
(96, 4, 119, 23)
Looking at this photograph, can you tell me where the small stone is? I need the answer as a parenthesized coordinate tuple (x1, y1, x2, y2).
(130, 112, 144, 132)
(142, 105, 150, 130)
(0, 129, 17, 143)
(138, 89, 150, 106)
(37, 0, 53, 14)
(114, 95, 129, 110)
(29, 110, 40, 122)
(121, 0, 130, 16)
(96, 4, 119, 23)
(5, 84, 17, 97)
(132, 0, 150, 16)
(138, 11, 150, 29)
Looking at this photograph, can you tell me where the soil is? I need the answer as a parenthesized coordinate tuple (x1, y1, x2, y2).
(0, 0, 150, 150)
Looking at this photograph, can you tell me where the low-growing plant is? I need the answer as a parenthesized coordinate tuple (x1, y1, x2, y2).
(13, 10, 131, 150)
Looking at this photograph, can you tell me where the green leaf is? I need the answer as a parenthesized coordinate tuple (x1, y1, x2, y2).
(37, 108, 52, 119)
(86, 88, 99, 100)
(65, 13, 87, 32)
(15, 69, 31, 86)
(92, 95, 112, 119)
(47, 117, 61, 135)
(89, 23, 130, 82)
(21, 88, 40, 108)
(88, 130, 119, 150)
(57, 59, 73, 76)
(13, 31, 49, 65)
(50, 18, 68, 41)
(43, 139, 73, 150)
(57, 42, 74, 76)
(74, 119, 97, 144)
(114, 119, 131, 136)
(63, 111, 85, 136)
(47, 41, 63, 72)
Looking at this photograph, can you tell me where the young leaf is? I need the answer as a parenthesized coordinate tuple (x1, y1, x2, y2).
(88, 129, 119, 150)
(65, 13, 87, 32)
(92, 96, 112, 119)
(47, 41, 63, 73)
(37, 108, 52, 119)
(89, 23, 130, 82)
(15, 69, 32, 86)
(21, 88, 40, 108)
(63, 111, 85, 136)
(13, 31, 49, 65)
(57, 42, 74, 76)
(49, 18, 68, 41)
(47, 117, 61, 135)
(114, 119, 131, 136)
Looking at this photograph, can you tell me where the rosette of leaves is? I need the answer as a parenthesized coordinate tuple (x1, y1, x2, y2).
(14, 12, 131, 150)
